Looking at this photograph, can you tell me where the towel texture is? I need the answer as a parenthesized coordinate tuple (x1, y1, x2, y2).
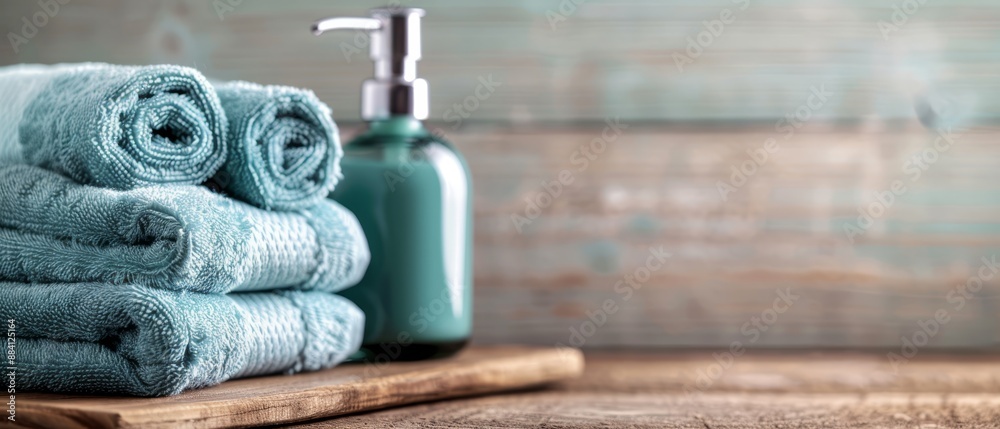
(0, 165, 370, 293)
(0, 65, 367, 397)
(0, 63, 227, 189)
(1, 282, 364, 396)
(213, 81, 341, 210)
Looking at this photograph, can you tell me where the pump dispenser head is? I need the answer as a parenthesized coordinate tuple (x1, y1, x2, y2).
(312, 8, 428, 121)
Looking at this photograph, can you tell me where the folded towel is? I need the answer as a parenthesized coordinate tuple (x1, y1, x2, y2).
(0, 63, 227, 189)
(0, 165, 370, 293)
(1, 282, 364, 396)
(212, 81, 341, 210)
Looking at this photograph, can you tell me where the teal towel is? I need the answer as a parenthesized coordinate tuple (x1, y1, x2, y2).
(212, 81, 341, 210)
(0, 165, 370, 294)
(0, 63, 227, 189)
(1, 282, 364, 396)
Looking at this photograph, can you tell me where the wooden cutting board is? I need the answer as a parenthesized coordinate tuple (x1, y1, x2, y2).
(12, 346, 584, 429)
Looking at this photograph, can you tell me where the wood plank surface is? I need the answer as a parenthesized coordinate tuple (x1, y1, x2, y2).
(443, 124, 1000, 349)
(300, 391, 1000, 428)
(10, 346, 584, 429)
(1, 0, 999, 123)
(300, 351, 1000, 428)
(2, 0, 999, 349)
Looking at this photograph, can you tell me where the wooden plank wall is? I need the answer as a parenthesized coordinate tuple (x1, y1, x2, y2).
(1, 0, 999, 348)
(2, 0, 999, 122)
(451, 123, 1000, 348)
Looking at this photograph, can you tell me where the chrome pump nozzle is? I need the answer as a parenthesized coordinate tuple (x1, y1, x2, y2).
(312, 8, 428, 121)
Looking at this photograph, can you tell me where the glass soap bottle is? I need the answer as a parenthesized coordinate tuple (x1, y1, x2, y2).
(312, 8, 472, 360)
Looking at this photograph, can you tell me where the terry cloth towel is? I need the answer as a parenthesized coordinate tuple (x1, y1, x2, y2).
(0, 282, 364, 396)
(212, 81, 341, 210)
(0, 165, 370, 294)
(0, 63, 227, 189)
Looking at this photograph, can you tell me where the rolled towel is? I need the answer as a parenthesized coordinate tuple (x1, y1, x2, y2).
(0, 63, 227, 189)
(1, 282, 364, 396)
(0, 165, 370, 293)
(212, 81, 341, 210)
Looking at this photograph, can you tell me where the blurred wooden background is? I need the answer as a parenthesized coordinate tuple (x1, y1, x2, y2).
(2, 0, 999, 348)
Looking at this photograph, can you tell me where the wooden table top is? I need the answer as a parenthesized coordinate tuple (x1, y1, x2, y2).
(303, 350, 1000, 428)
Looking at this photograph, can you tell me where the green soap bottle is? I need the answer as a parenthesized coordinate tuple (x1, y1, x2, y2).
(313, 8, 472, 360)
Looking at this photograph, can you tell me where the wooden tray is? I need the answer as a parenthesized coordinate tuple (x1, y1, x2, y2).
(12, 346, 584, 429)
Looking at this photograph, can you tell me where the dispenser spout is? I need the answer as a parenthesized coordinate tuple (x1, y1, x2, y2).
(311, 8, 429, 121)
(311, 17, 382, 35)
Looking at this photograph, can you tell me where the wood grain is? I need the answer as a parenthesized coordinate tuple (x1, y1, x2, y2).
(0, 0, 998, 122)
(11, 346, 584, 429)
(298, 392, 1000, 428)
(570, 350, 1000, 393)
(444, 124, 1000, 349)
(1, 0, 999, 348)
(297, 351, 1000, 428)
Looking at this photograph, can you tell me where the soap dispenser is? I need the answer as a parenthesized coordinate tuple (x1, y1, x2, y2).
(313, 8, 472, 360)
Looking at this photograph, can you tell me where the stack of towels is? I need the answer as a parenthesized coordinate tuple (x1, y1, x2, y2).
(0, 63, 370, 396)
